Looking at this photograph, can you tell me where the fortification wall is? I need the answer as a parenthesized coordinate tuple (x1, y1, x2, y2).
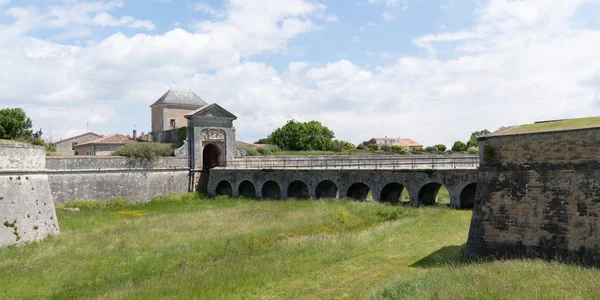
(46, 157, 189, 204)
(467, 127, 600, 265)
(0, 143, 59, 248)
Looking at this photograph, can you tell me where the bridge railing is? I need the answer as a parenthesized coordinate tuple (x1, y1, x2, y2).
(219, 155, 479, 170)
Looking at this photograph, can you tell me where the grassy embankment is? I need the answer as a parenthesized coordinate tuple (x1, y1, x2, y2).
(496, 116, 600, 135)
(1, 194, 599, 299)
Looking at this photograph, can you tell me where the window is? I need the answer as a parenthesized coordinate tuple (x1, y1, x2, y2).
(71, 141, 78, 150)
(170, 119, 176, 128)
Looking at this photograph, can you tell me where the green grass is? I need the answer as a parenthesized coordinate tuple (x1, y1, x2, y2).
(1, 194, 599, 299)
(496, 116, 600, 135)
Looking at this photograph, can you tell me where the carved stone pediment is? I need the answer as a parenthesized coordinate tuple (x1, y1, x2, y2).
(186, 103, 237, 120)
(201, 128, 225, 141)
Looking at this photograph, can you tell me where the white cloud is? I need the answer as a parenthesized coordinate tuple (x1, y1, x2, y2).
(326, 15, 339, 22)
(368, 0, 401, 7)
(2, 0, 600, 148)
(382, 12, 394, 21)
(193, 3, 224, 17)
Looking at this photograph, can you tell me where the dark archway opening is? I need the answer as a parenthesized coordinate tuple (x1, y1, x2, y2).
(418, 182, 450, 206)
(460, 183, 477, 209)
(238, 180, 256, 198)
(287, 180, 309, 199)
(346, 183, 371, 201)
(203, 144, 221, 169)
(380, 182, 405, 204)
(315, 180, 339, 199)
(262, 180, 281, 199)
(215, 180, 233, 196)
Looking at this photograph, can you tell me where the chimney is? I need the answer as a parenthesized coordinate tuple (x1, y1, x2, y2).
(133, 129, 137, 142)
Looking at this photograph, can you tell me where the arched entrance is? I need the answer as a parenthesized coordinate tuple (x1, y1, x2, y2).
(460, 183, 478, 208)
(380, 182, 404, 204)
(346, 183, 371, 201)
(315, 180, 339, 199)
(203, 144, 221, 169)
(287, 180, 309, 199)
(238, 181, 256, 198)
(216, 180, 233, 196)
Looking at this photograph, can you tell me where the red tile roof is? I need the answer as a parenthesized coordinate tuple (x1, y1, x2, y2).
(74, 134, 135, 147)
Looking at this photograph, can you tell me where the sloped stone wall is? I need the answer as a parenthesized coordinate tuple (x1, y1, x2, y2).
(0, 143, 59, 248)
(466, 127, 600, 265)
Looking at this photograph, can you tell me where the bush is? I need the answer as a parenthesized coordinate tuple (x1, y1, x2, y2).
(451, 141, 468, 152)
(112, 143, 174, 162)
(391, 145, 410, 154)
(467, 147, 479, 154)
(368, 144, 380, 152)
(381, 145, 392, 152)
(356, 144, 366, 150)
(434, 144, 447, 152)
(425, 146, 437, 152)
(411, 146, 425, 153)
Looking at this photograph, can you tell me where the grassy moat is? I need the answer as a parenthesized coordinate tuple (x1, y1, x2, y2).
(1, 194, 599, 299)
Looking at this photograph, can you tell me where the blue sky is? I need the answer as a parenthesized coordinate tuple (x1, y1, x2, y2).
(1, 0, 600, 146)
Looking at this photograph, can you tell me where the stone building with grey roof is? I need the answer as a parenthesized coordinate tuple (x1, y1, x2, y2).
(52, 132, 103, 155)
(151, 88, 208, 143)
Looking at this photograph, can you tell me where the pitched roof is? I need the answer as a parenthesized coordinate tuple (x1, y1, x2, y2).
(150, 88, 208, 107)
(54, 132, 102, 144)
(185, 103, 237, 119)
(74, 134, 135, 147)
(370, 137, 423, 147)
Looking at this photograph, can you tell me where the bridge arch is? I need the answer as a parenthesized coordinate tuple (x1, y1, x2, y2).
(346, 182, 371, 201)
(203, 143, 221, 169)
(459, 182, 478, 208)
(215, 180, 233, 196)
(315, 180, 339, 199)
(417, 182, 450, 206)
(287, 180, 309, 199)
(262, 180, 281, 199)
(238, 180, 256, 198)
(379, 182, 405, 204)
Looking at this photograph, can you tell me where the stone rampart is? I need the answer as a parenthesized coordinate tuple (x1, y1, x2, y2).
(0, 142, 59, 248)
(46, 157, 189, 204)
(467, 127, 600, 265)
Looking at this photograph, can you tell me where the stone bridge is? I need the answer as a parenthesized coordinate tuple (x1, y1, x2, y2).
(204, 156, 479, 208)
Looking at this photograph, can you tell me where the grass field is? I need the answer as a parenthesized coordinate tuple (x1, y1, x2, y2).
(496, 116, 600, 135)
(1, 194, 599, 299)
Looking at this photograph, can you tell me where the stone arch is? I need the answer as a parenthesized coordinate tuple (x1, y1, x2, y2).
(262, 180, 281, 199)
(287, 180, 309, 199)
(203, 143, 221, 169)
(379, 182, 405, 204)
(418, 182, 449, 206)
(315, 180, 339, 199)
(346, 182, 371, 201)
(238, 180, 256, 198)
(460, 182, 478, 208)
(215, 180, 232, 196)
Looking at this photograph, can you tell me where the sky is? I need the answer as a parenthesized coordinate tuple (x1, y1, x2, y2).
(1, 0, 600, 146)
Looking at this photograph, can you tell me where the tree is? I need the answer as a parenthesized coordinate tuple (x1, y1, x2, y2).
(332, 140, 356, 152)
(434, 144, 447, 152)
(391, 145, 409, 154)
(467, 129, 491, 148)
(0, 108, 32, 140)
(451, 141, 468, 152)
(268, 120, 335, 151)
(254, 138, 270, 144)
(381, 144, 392, 152)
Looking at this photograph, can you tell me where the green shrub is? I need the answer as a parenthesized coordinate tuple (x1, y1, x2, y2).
(112, 143, 173, 162)
(381, 145, 392, 152)
(434, 144, 447, 152)
(451, 141, 468, 152)
(391, 145, 410, 154)
(376, 206, 419, 221)
(411, 146, 425, 153)
(467, 147, 479, 154)
(368, 144, 380, 152)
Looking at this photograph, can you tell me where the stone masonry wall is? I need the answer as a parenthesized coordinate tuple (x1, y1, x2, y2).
(0, 142, 59, 248)
(46, 157, 189, 204)
(467, 127, 600, 265)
